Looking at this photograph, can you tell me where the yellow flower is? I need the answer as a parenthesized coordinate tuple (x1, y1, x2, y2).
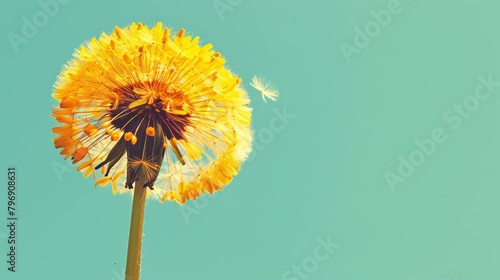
(250, 75, 279, 103)
(51, 22, 253, 204)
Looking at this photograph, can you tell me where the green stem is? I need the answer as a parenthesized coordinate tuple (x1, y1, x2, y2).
(125, 178, 148, 280)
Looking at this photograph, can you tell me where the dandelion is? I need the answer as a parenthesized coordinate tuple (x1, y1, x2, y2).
(51, 22, 252, 280)
(250, 75, 279, 103)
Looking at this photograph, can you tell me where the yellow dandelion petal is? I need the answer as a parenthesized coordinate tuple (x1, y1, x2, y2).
(71, 147, 89, 164)
(84, 123, 98, 138)
(111, 180, 118, 195)
(95, 177, 111, 187)
(60, 96, 78, 108)
(110, 171, 125, 195)
(76, 159, 93, 171)
(128, 98, 148, 109)
(83, 165, 94, 178)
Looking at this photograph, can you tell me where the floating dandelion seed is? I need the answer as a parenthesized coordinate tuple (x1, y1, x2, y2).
(50, 22, 253, 280)
(51, 22, 253, 204)
(250, 75, 279, 103)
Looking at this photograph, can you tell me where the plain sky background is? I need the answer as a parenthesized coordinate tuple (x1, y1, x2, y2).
(2, 0, 500, 279)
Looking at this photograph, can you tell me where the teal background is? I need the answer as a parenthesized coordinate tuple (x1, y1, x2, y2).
(2, 0, 500, 279)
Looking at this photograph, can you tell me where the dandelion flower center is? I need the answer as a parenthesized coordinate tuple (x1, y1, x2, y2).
(109, 83, 190, 140)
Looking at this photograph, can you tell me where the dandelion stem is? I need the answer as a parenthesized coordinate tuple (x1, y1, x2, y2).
(125, 178, 148, 280)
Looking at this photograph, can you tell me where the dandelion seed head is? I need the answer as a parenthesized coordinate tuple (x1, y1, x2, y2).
(250, 75, 279, 103)
(51, 22, 253, 204)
